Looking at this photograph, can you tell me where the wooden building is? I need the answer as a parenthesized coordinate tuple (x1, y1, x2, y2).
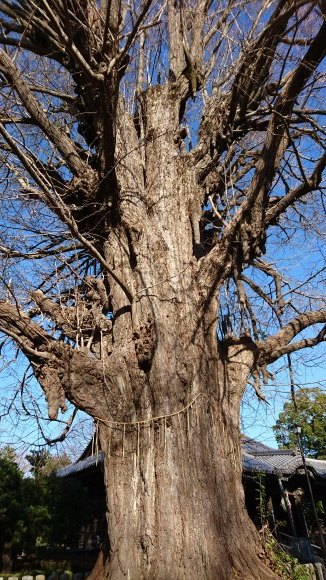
(57, 437, 326, 564)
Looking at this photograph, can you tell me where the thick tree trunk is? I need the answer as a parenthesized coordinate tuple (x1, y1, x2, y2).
(85, 85, 279, 579)
(92, 378, 277, 579)
(87, 300, 277, 578)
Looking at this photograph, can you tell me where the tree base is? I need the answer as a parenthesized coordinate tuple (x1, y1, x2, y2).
(89, 539, 279, 580)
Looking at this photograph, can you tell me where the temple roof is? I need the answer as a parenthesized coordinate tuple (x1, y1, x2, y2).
(57, 437, 326, 480)
(242, 436, 326, 479)
(57, 451, 104, 477)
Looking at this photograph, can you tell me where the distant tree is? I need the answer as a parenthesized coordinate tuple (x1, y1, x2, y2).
(25, 449, 52, 475)
(0, 457, 24, 572)
(21, 475, 51, 552)
(23, 449, 86, 547)
(0, 446, 18, 463)
(24, 449, 89, 549)
(39, 453, 71, 477)
(43, 475, 90, 548)
(21, 473, 90, 551)
(273, 387, 326, 459)
(0, 450, 89, 568)
(26, 449, 71, 476)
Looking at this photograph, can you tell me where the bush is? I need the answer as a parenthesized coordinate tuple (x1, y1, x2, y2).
(262, 527, 313, 580)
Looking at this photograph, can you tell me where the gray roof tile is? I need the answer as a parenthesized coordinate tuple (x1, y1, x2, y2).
(57, 439, 326, 480)
(57, 451, 104, 477)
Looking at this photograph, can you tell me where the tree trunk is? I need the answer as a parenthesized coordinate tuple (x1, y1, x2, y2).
(92, 380, 277, 579)
(83, 85, 279, 579)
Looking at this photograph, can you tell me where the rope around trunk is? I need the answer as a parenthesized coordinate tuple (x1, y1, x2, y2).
(93, 391, 217, 427)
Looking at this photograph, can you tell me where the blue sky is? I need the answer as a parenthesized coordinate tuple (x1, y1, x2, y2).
(241, 344, 326, 447)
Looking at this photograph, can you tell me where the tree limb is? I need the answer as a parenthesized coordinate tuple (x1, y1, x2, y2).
(196, 15, 326, 296)
(0, 123, 133, 302)
(0, 299, 135, 421)
(30, 288, 112, 343)
(257, 310, 326, 365)
(0, 49, 87, 176)
(267, 325, 326, 360)
(266, 151, 326, 225)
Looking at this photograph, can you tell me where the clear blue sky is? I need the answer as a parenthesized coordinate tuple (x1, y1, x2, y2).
(241, 344, 326, 447)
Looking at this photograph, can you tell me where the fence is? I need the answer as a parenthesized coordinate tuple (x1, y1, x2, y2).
(0, 574, 88, 580)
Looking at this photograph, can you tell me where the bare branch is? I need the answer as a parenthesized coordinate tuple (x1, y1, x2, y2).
(266, 151, 326, 224)
(111, 0, 153, 73)
(0, 300, 53, 365)
(0, 243, 82, 260)
(258, 310, 326, 365)
(27, 0, 104, 81)
(31, 288, 112, 343)
(196, 14, 326, 297)
(0, 50, 87, 175)
(268, 325, 326, 360)
(0, 300, 132, 421)
(0, 123, 133, 302)
(254, 260, 285, 315)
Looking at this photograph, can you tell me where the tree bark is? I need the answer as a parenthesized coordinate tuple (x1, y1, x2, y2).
(91, 363, 278, 579)
(62, 87, 277, 579)
(103, 424, 272, 578)
(86, 330, 279, 579)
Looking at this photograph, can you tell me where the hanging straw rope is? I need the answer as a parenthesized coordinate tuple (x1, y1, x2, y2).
(94, 392, 217, 428)
(92, 392, 242, 467)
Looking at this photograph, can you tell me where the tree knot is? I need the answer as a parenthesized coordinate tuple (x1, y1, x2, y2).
(133, 316, 156, 371)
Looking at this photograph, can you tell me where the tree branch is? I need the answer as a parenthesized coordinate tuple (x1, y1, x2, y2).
(257, 310, 326, 365)
(266, 151, 326, 225)
(0, 123, 133, 302)
(195, 15, 326, 296)
(254, 259, 285, 315)
(0, 243, 82, 260)
(40, 407, 78, 446)
(25, 0, 104, 82)
(0, 300, 134, 421)
(111, 0, 153, 74)
(30, 288, 112, 344)
(0, 301, 52, 354)
(0, 49, 87, 176)
(267, 325, 326, 360)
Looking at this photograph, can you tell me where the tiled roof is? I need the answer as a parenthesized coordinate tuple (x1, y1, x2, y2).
(301, 458, 326, 480)
(57, 451, 104, 477)
(243, 452, 275, 473)
(242, 437, 275, 455)
(242, 436, 326, 479)
(57, 438, 326, 480)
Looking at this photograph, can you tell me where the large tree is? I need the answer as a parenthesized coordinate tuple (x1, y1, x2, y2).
(273, 387, 326, 458)
(0, 1, 325, 578)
